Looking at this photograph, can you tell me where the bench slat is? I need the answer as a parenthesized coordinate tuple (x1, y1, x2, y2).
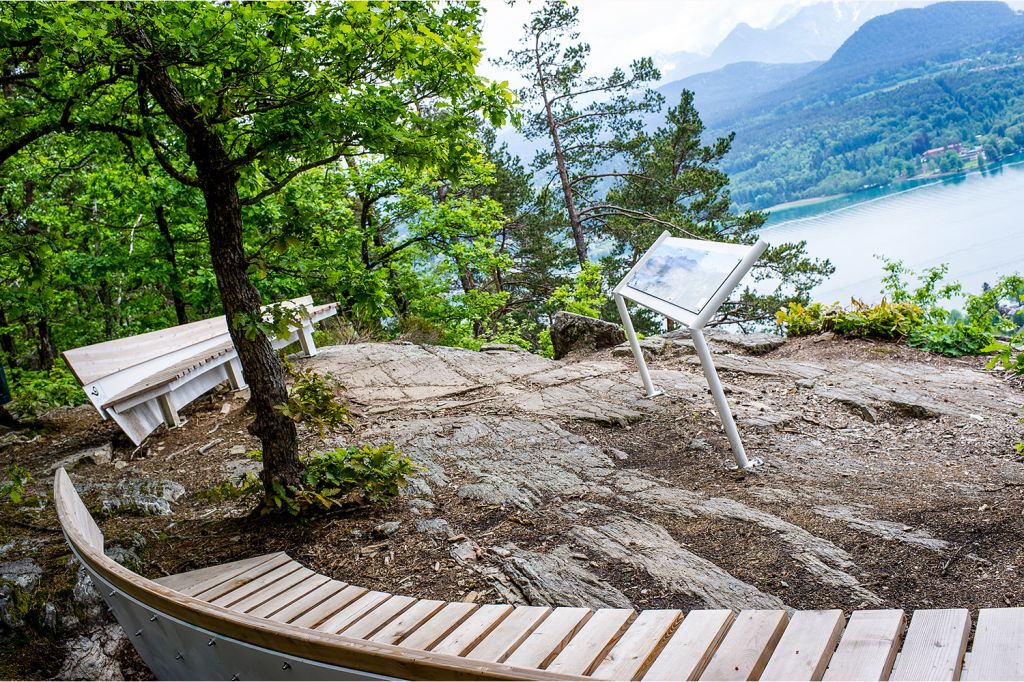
(341, 595, 418, 639)
(823, 609, 905, 681)
(890, 609, 970, 681)
(191, 553, 293, 601)
(400, 602, 480, 650)
(502, 606, 593, 670)
(591, 609, 682, 681)
(961, 608, 1024, 681)
(760, 609, 845, 681)
(209, 562, 304, 608)
(154, 553, 284, 595)
(368, 599, 448, 646)
(546, 608, 635, 675)
(228, 566, 316, 613)
(315, 590, 392, 634)
(247, 574, 332, 619)
(643, 609, 735, 681)
(698, 609, 789, 681)
(430, 604, 515, 656)
(284, 583, 366, 628)
(468, 605, 552, 663)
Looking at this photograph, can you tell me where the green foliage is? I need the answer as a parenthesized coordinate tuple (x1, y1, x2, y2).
(779, 261, 1024, 366)
(0, 464, 33, 506)
(277, 368, 351, 439)
(266, 444, 419, 517)
(882, 261, 1020, 357)
(549, 263, 605, 318)
(6, 362, 86, 419)
(196, 471, 262, 503)
(721, 5, 1024, 209)
(984, 332, 1024, 375)
(776, 299, 922, 340)
(233, 304, 307, 344)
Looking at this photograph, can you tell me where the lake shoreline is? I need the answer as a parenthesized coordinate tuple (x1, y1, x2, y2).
(762, 154, 1024, 226)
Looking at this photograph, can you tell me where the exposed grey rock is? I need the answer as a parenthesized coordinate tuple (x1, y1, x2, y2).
(706, 330, 785, 355)
(696, 353, 1020, 421)
(571, 514, 787, 610)
(228, 444, 248, 456)
(496, 545, 633, 609)
(0, 558, 42, 627)
(70, 559, 105, 624)
(813, 504, 950, 550)
(99, 479, 185, 517)
(310, 343, 664, 426)
(406, 499, 435, 516)
(298, 338, 1022, 615)
(58, 625, 127, 681)
(49, 443, 113, 474)
(549, 311, 625, 359)
(415, 518, 453, 540)
(221, 457, 260, 479)
(374, 521, 401, 537)
(451, 539, 482, 564)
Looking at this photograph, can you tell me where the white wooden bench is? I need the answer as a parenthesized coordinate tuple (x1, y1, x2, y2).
(54, 469, 1024, 681)
(62, 296, 338, 445)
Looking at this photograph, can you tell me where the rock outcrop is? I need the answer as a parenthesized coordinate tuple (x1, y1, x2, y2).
(549, 311, 625, 359)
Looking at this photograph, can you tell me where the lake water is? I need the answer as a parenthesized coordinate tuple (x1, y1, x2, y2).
(760, 160, 1024, 304)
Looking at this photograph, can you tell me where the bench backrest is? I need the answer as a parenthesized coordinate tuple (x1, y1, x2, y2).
(63, 296, 315, 418)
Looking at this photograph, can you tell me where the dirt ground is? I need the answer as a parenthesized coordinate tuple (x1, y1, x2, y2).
(1, 333, 1022, 679)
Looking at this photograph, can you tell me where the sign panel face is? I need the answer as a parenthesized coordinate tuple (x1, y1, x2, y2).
(614, 232, 764, 327)
(628, 244, 743, 316)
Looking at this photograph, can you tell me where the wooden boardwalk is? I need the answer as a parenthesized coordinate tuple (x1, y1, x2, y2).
(55, 470, 1024, 680)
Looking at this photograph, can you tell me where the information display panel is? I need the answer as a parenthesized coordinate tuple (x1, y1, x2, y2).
(613, 232, 761, 328)
(612, 231, 768, 469)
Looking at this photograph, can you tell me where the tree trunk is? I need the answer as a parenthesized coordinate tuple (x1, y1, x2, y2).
(0, 304, 15, 366)
(155, 204, 189, 325)
(534, 41, 588, 267)
(135, 41, 302, 495)
(97, 278, 115, 339)
(199, 172, 302, 493)
(36, 318, 56, 371)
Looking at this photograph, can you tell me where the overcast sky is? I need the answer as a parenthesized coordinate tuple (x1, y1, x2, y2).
(478, 0, 1022, 84)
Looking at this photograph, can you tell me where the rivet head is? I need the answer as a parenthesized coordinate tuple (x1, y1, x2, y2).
(281, 662, 291, 670)
(230, 675, 239, 681)
(149, 615, 157, 622)
(108, 590, 115, 597)
(174, 652, 183, 661)
(207, 639, 216, 646)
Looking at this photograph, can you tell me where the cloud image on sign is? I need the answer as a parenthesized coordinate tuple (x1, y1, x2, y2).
(628, 244, 743, 315)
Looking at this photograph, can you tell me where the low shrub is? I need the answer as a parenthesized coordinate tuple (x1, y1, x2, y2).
(277, 367, 351, 438)
(6, 361, 87, 419)
(0, 464, 33, 505)
(776, 299, 922, 341)
(778, 262, 1024, 365)
(266, 443, 419, 516)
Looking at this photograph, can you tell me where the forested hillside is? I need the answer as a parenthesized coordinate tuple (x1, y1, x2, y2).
(718, 1, 1024, 208)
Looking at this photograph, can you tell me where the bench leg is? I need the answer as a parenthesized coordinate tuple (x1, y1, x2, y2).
(156, 394, 182, 428)
(297, 323, 318, 357)
(225, 358, 247, 391)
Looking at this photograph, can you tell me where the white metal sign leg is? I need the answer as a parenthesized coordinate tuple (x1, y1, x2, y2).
(690, 327, 758, 469)
(615, 294, 663, 398)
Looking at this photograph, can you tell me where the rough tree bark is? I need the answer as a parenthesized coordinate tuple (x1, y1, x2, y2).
(154, 204, 188, 325)
(36, 318, 56, 371)
(0, 305, 15, 366)
(134, 31, 302, 492)
(533, 38, 588, 268)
